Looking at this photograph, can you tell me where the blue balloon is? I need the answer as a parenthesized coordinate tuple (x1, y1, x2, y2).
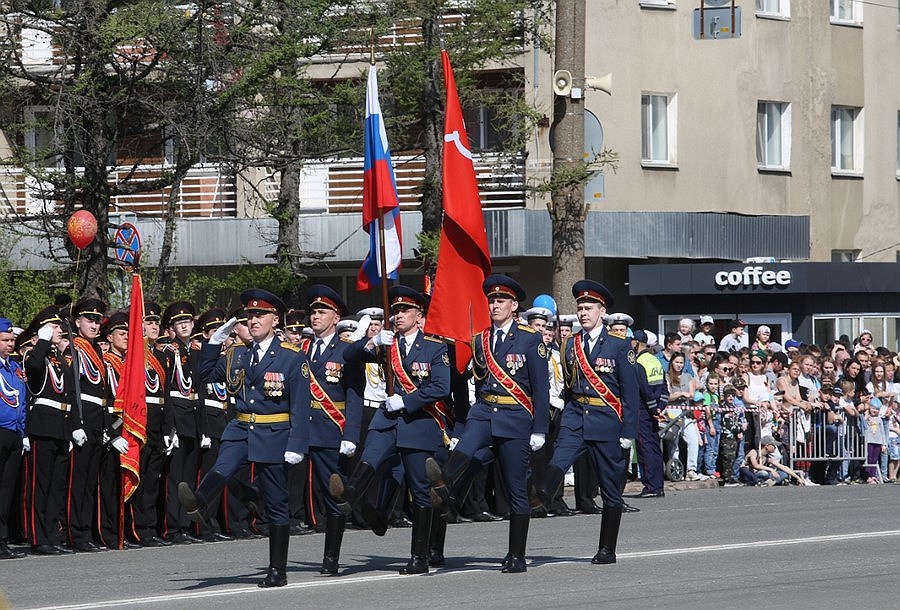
(533, 294, 557, 316)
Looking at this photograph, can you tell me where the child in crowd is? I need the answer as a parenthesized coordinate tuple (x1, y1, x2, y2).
(835, 380, 859, 483)
(863, 397, 888, 483)
(888, 402, 900, 482)
(702, 373, 722, 478)
(718, 385, 746, 486)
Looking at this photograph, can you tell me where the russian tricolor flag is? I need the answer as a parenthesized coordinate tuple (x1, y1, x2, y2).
(356, 65, 402, 292)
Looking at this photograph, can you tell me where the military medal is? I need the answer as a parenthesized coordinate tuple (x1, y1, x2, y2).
(325, 362, 342, 384)
(412, 362, 431, 379)
(506, 354, 524, 373)
(263, 372, 285, 397)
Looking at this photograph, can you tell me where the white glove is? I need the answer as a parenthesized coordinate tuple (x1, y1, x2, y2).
(37, 324, 54, 341)
(210, 317, 238, 345)
(529, 433, 546, 452)
(72, 428, 88, 447)
(101, 430, 110, 445)
(200, 435, 212, 449)
(549, 397, 565, 410)
(171, 433, 180, 449)
(163, 433, 180, 455)
(386, 394, 405, 412)
(619, 437, 633, 450)
(372, 329, 395, 347)
(284, 451, 304, 465)
(22, 437, 31, 453)
(68, 442, 73, 453)
(448, 437, 459, 451)
(111, 436, 130, 454)
(347, 315, 371, 342)
(339, 440, 356, 456)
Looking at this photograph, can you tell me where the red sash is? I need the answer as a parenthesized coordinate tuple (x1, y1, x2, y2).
(146, 348, 167, 389)
(389, 341, 450, 444)
(103, 352, 124, 377)
(308, 370, 346, 432)
(573, 335, 623, 421)
(73, 336, 107, 383)
(480, 329, 533, 417)
(299, 337, 312, 354)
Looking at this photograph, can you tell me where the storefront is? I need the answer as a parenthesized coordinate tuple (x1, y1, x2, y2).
(628, 262, 900, 351)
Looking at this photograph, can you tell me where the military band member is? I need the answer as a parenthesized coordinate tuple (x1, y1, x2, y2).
(331, 286, 451, 575)
(427, 274, 550, 573)
(0, 317, 27, 559)
(132, 302, 173, 547)
(301, 285, 363, 576)
(23, 307, 76, 555)
(68, 297, 114, 552)
(161, 301, 205, 544)
(534, 280, 639, 565)
(181, 289, 310, 587)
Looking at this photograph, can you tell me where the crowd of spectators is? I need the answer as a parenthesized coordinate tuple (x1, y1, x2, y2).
(653, 320, 900, 486)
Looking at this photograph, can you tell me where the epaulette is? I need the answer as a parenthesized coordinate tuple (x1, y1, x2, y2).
(280, 341, 301, 352)
(517, 324, 537, 333)
(608, 327, 628, 340)
(424, 335, 443, 344)
(339, 337, 353, 344)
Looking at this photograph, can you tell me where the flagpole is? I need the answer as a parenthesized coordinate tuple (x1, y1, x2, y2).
(371, 32, 394, 395)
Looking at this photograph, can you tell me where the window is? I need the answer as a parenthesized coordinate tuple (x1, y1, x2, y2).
(24, 106, 61, 168)
(641, 93, 676, 165)
(830, 0, 862, 25)
(463, 103, 511, 152)
(831, 249, 860, 263)
(831, 106, 863, 174)
(640, 0, 676, 9)
(756, 0, 790, 19)
(756, 101, 791, 170)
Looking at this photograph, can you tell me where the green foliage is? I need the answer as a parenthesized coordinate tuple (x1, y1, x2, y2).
(0, 262, 71, 327)
(529, 148, 620, 198)
(165, 263, 302, 311)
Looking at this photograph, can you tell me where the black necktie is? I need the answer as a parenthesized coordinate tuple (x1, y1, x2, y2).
(249, 343, 259, 367)
(398, 336, 408, 358)
(494, 329, 504, 353)
(313, 339, 323, 362)
(583, 332, 592, 354)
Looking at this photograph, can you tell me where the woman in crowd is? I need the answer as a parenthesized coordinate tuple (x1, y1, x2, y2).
(666, 353, 706, 481)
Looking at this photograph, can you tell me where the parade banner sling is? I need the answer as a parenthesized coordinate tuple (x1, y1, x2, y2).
(308, 371, 346, 432)
(479, 329, 533, 417)
(573, 334, 623, 421)
(389, 340, 451, 444)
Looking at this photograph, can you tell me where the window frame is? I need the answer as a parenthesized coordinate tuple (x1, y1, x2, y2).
(640, 92, 678, 167)
(829, 0, 863, 26)
(755, 0, 790, 20)
(830, 105, 864, 176)
(756, 101, 792, 172)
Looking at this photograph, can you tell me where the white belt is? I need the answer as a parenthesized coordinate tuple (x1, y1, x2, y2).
(146, 397, 164, 405)
(364, 399, 386, 408)
(204, 399, 228, 410)
(80, 394, 107, 407)
(169, 391, 198, 401)
(33, 397, 71, 412)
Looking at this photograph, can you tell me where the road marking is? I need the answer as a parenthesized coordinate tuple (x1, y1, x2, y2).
(28, 529, 900, 610)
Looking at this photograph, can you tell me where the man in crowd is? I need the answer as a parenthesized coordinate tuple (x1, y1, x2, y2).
(0, 317, 27, 559)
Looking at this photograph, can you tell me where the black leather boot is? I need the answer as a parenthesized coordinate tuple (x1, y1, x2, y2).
(329, 462, 375, 517)
(399, 505, 432, 575)
(501, 513, 529, 573)
(179, 470, 229, 525)
(428, 516, 447, 567)
(320, 515, 346, 576)
(426, 452, 470, 524)
(534, 464, 565, 510)
(592, 505, 623, 564)
(362, 503, 389, 537)
(258, 524, 290, 587)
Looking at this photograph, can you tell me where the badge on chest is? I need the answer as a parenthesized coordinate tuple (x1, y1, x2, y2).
(325, 362, 343, 383)
(594, 357, 616, 373)
(263, 372, 284, 397)
(506, 354, 526, 374)
(411, 361, 431, 379)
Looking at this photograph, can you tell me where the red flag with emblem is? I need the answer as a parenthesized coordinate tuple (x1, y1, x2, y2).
(116, 273, 147, 501)
(424, 50, 492, 372)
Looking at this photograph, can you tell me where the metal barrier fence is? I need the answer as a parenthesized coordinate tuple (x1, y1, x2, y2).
(788, 407, 867, 470)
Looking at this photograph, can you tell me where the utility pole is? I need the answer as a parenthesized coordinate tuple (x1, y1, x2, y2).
(548, 0, 586, 312)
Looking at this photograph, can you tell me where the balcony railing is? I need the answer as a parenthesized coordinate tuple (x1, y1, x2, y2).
(0, 164, 237, 219)
(261, 152, 526, 214)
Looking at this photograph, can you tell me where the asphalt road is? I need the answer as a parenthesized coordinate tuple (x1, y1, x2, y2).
(2, 485, 898, 610)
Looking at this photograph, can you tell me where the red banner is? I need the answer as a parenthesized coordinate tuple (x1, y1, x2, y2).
(117, 273, 147, 501)
(423, 50, 491, 373)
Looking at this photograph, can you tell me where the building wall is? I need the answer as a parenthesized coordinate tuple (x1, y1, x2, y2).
(525, 0, 900, 262)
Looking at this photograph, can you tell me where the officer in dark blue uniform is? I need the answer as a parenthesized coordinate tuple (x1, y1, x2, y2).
(0, 317, 27, 559)
(302, 285, 364, 576)
(631, 330, 667, 498)
(428, 274, 550, 573)
(534, 280, 639, 565)
(180, 289, 310, 587)
(330, 285, 450, 575)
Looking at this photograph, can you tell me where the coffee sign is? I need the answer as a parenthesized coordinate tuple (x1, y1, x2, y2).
(714, 266, 791, 288)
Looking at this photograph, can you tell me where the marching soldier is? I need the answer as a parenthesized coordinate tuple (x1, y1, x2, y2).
(68, 297, 117, 552)
(98, 311, 138, 548)
(534, 280, 639, 565)
(23, 306, 76, 555)
(180, 289, 311, 587)
(0, 317, 27, 559)
(132, 302, 173, 547)
(330, 286, 451, 575)
(427, 274, 550, 573)
(161, 301, 205, 544)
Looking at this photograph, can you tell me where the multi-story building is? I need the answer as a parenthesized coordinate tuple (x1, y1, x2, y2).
(3, 1, 900, 347)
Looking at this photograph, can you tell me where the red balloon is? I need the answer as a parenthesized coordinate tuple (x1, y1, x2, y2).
(67, 210, 98, 249)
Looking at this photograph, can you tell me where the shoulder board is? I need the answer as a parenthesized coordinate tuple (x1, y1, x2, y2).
(424, 336, 443, 344)
(280, 341, 301, 352)
(608, 328, 628, 340)
(517, 324, 537, 333)
(339, 337, 353, 344)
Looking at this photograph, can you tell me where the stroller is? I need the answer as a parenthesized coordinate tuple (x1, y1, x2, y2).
(659, 408, 688, 482)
